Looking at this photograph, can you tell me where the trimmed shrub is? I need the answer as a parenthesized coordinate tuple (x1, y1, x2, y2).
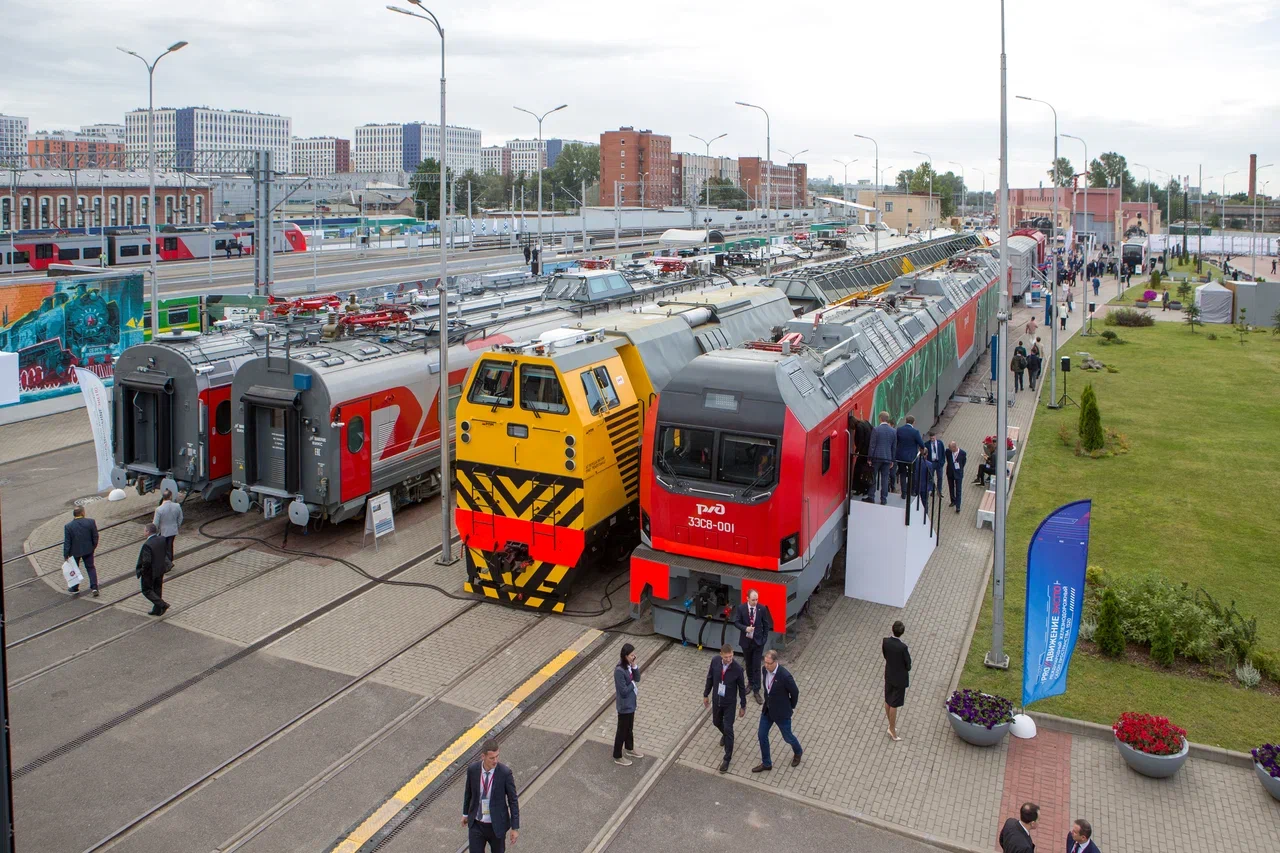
(1079, 384, 1104, 452)
(1236, 662, 1262, 689)
(1105, 307, 1154, 327)
(1095, 588, 1126, 658)
(1151, 613, 1176, 667)
(1150, 270, 1162, 287)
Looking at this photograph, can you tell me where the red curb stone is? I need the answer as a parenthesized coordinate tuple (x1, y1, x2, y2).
(995, 729, 1072, 851)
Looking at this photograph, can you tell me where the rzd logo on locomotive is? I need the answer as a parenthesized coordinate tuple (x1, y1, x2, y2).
(695, 503, 726, 516)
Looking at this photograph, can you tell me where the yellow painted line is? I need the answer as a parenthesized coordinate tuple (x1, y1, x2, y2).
(331, 628, 603, 853)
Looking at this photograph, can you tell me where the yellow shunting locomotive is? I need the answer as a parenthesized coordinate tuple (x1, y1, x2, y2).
(453, 284, 795, 612)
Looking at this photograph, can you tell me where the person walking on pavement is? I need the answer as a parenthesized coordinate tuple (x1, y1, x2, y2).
(1161, 288, 1170, 311)
(1026, 348, 1042, 391)
(925, 430, 945, 498)
(1092, 275, 1101, 297)
(944, 441, 967, 512)
(531, 246, 540, 276)
(461, 740, 519, 853)
(752, 649, 801, 773)
(63, 505, 100, 596)
(868, 411, 897, 505)
(612, 643, 644, 765)
(522, 243, 531, 265)
(1066, 818, 1100, 853)
(883, 620, 912, 741)
(999, 802, 1039, 853)
(153, 489, 183, 562)
(704, 643, 747, 773)
(1011, 349, 1027, 392)
(136, 522, 169, 616)
(894, 415, 926, 499)
(734, 589, 773, 704)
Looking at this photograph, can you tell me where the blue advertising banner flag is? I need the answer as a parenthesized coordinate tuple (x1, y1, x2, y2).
(1022, 499, 1092, 707)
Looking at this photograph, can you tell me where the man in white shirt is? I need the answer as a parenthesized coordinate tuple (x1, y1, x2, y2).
(462, 741, 519, 852)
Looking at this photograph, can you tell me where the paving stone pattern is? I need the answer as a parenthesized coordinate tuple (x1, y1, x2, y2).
(102, 540, 243, 606)
(266, 560, 475, 676)
(116, 547, 286, 616)
(998, 728, 1072, 850)
(584, 643, 710, 758)
(0, 409, 92, 465)
(441, 616, 588, 713)
(525, 634, 666, 735)
(373, 604, 538, 697)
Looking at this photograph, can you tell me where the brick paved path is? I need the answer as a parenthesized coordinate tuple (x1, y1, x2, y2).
(673, 288, 1280, 852)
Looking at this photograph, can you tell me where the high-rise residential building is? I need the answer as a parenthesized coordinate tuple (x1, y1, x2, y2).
(290, 136, 351, 176)
(27, 129, 126, 169)
(672, 153, 740, 205)
(599, 127, 672, 208)
(481, 145, 512, 176)
(79, 124, 125, 141)
(545, 139, 596, 169)
(739, 157, 808, 209)
(355, 122, 482, 174)
(125, 107, 292, 171)
(0, 115, 29, 166)
(507, 139, 545, 176)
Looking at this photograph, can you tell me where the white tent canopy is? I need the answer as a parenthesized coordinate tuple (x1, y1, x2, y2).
(1194, 281, 1234, 324)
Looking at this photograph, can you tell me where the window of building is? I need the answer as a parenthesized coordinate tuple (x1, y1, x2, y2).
(884, 201, 893, 213)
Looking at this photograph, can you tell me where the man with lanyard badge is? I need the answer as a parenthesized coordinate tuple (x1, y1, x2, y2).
(703, 643, 747, 773)
(462, 740, 519, 852)
(733, 589, 773, 704)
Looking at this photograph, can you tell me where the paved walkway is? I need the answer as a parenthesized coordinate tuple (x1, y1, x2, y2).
(0, 408, 92, 464)
(674, 284, 1279, 852)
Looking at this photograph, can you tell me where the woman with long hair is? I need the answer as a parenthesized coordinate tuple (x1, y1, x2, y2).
(612, 643, 644, 766)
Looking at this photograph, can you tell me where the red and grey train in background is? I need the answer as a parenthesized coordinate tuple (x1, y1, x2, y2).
(2, 222, 307, 273)
(630, 246, 1002, 645)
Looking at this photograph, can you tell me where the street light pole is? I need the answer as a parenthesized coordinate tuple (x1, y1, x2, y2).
(735, 101, 772, 272)
(973, 167, 987, 223)
(834, 158, 856, 222)
(778, 148, 807, 232)
(388, 1, 453, 564)
(949, 161, 966, 220)
(1062, 134, 1089, 258)
(986, 0, 1011, 671)
(691, 133, 727, 248)
(1015, 95, 1061, 408)
(514, 103, 568, 264)
(1252, 164, 1272, 276)
(1133, 162, 1153, 241)
(854, 134, 879, 251)
(118, 39, 188, 335)
(913, 150, 933, 231)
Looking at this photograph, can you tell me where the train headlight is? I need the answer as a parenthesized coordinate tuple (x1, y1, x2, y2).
(780, 533, 799, 562)
(460, 433, 471, 443)
(565, 459, 576, 471)
(507, 423, 529, 439)
(565, 447, 575, 459)
(565, 435, 576, 447)
(461, 420, 471, 432)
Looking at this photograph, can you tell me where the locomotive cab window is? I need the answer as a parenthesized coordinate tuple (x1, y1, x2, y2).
(467, 361, 514, 408)
(821, 436, 832, 474)
(718, 434, 777, 487)
(656, 426, 714, 480)
(519, 365, 569, 415)
(581, 367, 618, 414)
(214, 401, 232, 435)
(346, 415, 365, 453)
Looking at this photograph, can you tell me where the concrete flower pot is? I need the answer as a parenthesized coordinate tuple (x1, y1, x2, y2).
(1115, 735, 1188, 779)
(948, 712, 1011, 747)
(1255, 763, 1280, 802)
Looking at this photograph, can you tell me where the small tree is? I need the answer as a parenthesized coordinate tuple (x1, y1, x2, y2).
(1176, 281, 1192, 303)
(1183, 302, 1202, 331)
(1079, 383, 1104, 451)
(1095, 588, 1126, 658)
(1151, 613, 1176, 667)
(1150, 269, 1162, 288)
(1237, 307, 1248, 345)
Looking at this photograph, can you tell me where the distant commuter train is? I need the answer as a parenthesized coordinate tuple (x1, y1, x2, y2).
(0, 223, 307, 274)
(630, 246, 1002, 645)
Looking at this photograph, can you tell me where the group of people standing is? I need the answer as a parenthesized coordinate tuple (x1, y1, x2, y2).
(865, 413, 969, 514)
(1010, 338, 1044, 393)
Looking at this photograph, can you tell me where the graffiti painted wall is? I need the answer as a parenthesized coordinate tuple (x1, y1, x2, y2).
(0, 271, 145, 404)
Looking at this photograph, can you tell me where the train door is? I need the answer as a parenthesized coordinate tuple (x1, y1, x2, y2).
(205, 386, 234, 480)
(253, 404, 290, 491)
(118, 374, 174, 472)
(340, 397, 372, 502)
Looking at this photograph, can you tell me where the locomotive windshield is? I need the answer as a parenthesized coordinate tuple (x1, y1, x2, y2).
(468, 360, 514, 408)
(718, 434, 776, 487)
(519, 365, 569, 415)
(655, 425, 778, 489)
(656, 426, 714, 479)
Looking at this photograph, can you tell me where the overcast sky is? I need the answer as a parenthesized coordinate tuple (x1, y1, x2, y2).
(6, 0, 1277, 193)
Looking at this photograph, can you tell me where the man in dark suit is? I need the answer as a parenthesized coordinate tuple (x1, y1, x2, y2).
(135, 523, 169, 616)
(1066, 818, 1099, 853)
(733, 589, 773, 704)
(752, 649, 801, 772)
(462, 740, 520, 853)
(882, 621, 912, 741)
(63, 506, 100, 596)
(999, 802, 1039, 853)
(894, 415, 927, 498)
(944, 441, 967, 513)
(925, 431, 946, 497)
(867, 411, 897, 505)
(703, 644, 747, 773)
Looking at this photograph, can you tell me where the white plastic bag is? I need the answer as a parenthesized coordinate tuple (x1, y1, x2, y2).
(62, 558, 84, 590)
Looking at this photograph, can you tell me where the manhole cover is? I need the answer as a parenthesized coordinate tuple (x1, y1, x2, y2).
(74, 496, 104, 507)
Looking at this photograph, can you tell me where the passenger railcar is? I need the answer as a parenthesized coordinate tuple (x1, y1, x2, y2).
(628, 248, 1002, 645)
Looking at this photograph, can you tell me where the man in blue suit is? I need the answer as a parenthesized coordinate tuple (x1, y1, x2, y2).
(926, 430, 946, 497)
(752, 649, 802, 772)
(462, 740, 520, 852)
(944, 441, 967, 513)
(867, 411, 897, 505)
(895, 415, 927, 498)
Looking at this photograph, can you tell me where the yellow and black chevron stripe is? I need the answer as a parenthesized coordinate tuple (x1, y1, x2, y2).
(464, 547, 572, 613)
(604, 403, 642, 500)
(455, 461, 584, 528)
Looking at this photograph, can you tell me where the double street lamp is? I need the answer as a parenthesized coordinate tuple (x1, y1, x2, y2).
(834, 158, 857, 215)
(386, 0, 453, 564)
(853, 134, 879, 251)
(1015, 95, 1061, 407)
(735, 101, 772, 271)
(778, 148, 807, 226)
(117, 39, 188, 330)
(513, 103, 568, 261)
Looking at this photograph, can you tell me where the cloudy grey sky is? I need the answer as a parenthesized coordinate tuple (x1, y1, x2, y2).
(6, 0, 1277, 192)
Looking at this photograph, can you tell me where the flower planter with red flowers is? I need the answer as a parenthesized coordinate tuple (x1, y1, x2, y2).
(1113, 712, 1189, 779)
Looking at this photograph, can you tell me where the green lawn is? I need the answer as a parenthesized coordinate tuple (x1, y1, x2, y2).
(960, 323, 1280, 752)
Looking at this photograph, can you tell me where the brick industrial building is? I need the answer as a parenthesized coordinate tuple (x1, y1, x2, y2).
(739, 157, 807, 209)
(27, 128, 125, 169)
(1, 169, 212, 230)
(599, 127, 671, 208)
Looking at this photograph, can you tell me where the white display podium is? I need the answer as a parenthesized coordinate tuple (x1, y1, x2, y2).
(0, 352, 19, 405)
(843, 497, 937, 608)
